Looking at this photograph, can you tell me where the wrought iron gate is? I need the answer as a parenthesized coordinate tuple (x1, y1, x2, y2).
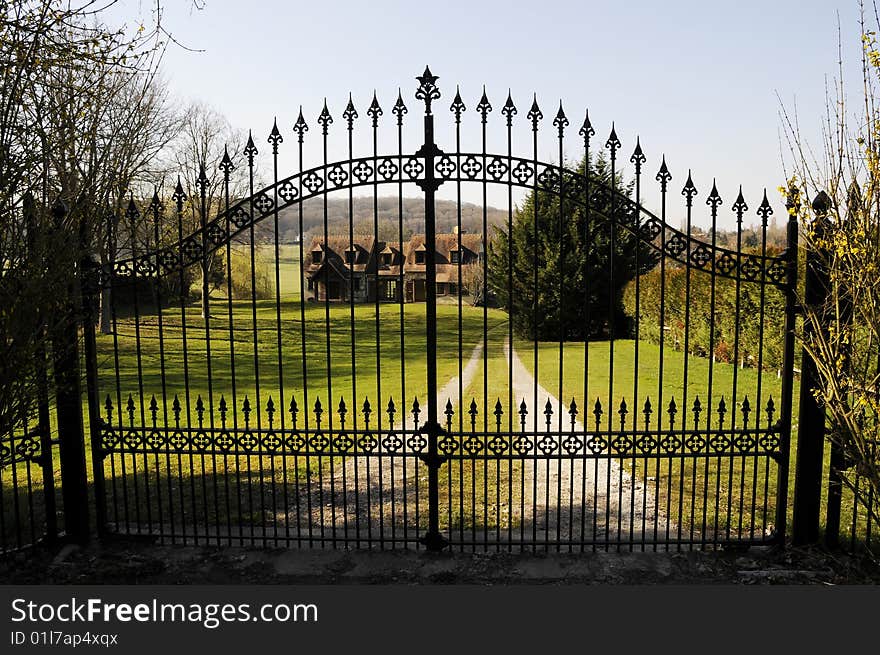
(85, 68, 797, 551)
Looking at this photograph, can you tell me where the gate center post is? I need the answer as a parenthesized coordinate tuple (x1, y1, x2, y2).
(415, 66, 449, 552)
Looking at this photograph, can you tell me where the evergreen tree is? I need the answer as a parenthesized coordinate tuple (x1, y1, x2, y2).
(488, 153, 658, 340)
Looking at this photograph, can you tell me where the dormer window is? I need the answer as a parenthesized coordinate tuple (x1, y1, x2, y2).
(415, 251, 425, 264)
(450, 251, 459, 264)
(345, 249, 356, 264)
(382, 253, 393, 266)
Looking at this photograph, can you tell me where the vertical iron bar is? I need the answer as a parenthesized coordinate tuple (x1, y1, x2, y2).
(173, 180, 195, 545)
(347, 97, 361, 548)
(293, 110, 310, 546)
(392, 91, 408, 546)
(655, 159, 672, 549)
(754, 193, 773, 541)
(581, 113, 594, 551)
(605, 125, 620, 549)
(730, 187, 746, 542)
(479, 88, 492, 551)
(197, 166, 219, 546)
(269, 121, 286, 547)
(126, 199, 148, 533)
(528, 95, 542, 552)
(630, 139, 646, 552)
(554, 102, 568, 552)
(503, 93, 516, 552)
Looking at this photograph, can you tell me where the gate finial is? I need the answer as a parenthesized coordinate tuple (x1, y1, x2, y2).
(656, 156, 672, 192)
(293, 106, 308, 143)
(415, 66, 441, 114)
(268, 118, 283, 153)
(317, 99, 333, 135)
(527, 94, 543, 131)
(682, 170, 697, 204)
(630, 137, 646, 174)
(219, 146, 234, 178)
(392, 89, 408, 124)
(450, 85, 466, 123)
(343, 93, 359, 129)
(707, 179, 722, 210)
(757, 189, 773, 225)
(367, 91, 383, 127)
(553, 101, 568, 136)
(477, 86, 492, 123)
(502, 90, 516, 126)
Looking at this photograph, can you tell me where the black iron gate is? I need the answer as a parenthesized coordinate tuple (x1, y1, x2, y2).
(81, 68, 797, 551)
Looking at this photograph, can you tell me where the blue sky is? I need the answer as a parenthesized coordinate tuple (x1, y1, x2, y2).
(124, 0, 865, 228)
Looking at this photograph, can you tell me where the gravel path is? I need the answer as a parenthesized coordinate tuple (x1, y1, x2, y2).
(504, 338, 671, 546)
(297, 337, 673, 549)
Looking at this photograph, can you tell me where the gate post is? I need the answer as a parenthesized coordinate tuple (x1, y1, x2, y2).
(49, 199, 91, 545)
(792, 191, 832, 545)
(80, 242, 108, 539)
(774, 189, 800, 546)
(414, 67, 448, 552)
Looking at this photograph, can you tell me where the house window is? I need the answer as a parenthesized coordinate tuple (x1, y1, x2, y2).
(415, 251, 425, 264)
(437, 283, 446, 295)
(385, 280, 397, 300)
(451, 251, 459, 264)
(345, 250, 356, 264)
(312, 250, 322, 263)
(449, 283, 457, 295)
(382, 253, 392, 266)
(353, 277, 361, 291)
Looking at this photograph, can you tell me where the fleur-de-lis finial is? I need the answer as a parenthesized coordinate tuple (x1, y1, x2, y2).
(450, 85, 466, 123)
(732, 185, 748, 221)
(343, 93, 358, 129)
(757, 189, 773, 225)
(476, 86, 492, 123)
(707, 178, 722, 210)
(196, 162, 209, 195)
(149, 188, 162, 214)
(605, 122, 621, 157)
(126, 195, 139, 222)
(630, 137, 646, 174)
(553, 101, 568, 137)
(367, 91, 383, 127)
(579, 109, 595, 143)
(219, 145, 234, 177)
(415, 65, 441, 114)
(172, 176, 186, 208)
(317, 99, 333, 135)
(502, 90, 517, 126)
(682, 170, 697, 204)
(656, 156, 672, 192)
(527, 93, 543, 131)
(293, 106, 308, 142)
(392, 88, 408, 124)
(243, 131, 258, 166)
(268, 118, 283, 152)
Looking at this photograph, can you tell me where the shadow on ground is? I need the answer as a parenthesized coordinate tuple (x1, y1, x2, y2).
(2, 539, 879, 585)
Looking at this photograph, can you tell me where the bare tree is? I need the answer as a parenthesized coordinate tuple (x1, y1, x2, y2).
(0, 0, 196, 437)
(168, 101, 253, 317)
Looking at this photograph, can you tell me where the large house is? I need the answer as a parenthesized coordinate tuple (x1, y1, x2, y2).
(305, 232, 483, 303)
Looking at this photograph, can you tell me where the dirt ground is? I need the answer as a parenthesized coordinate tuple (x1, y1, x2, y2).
(2, 538, 878, 585)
